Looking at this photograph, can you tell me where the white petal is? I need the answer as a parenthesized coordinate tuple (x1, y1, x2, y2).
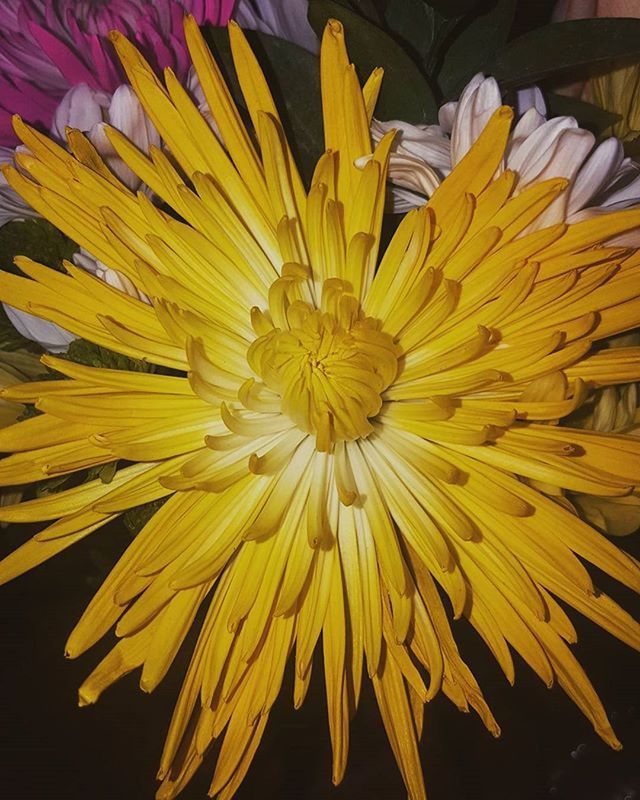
(51, 84, 110, 141)
(507, 116, 580, 179)
(388, 186, 426, 213)
(594, 157, 640, 207)
(186, 68, 223, 139)
(372, 118, 451, 174)
(568, 137, 624, 214)
(72, 249, 149, 303)
(72, 248, 102, 276)
(3, 304, 75, 352)
(530, 127, 595, 184)
(88, 122, 141, 192)
(451, 75, 501, 165)
(438, 101, 457, 132)
(516, 86, 546, 116)
(386, 151, 442, 196)
(510, 107, 547, 143)
(107, 85, 160, 153)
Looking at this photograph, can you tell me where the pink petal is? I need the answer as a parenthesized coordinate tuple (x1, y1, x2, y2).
(27, 21, 96, 89)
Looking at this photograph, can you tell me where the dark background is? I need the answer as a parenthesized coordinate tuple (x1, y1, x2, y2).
(1, 520, 639, 800)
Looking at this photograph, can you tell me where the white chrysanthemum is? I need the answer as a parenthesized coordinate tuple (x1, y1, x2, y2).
(72, 247, 149, 302)
(376, 73, 640, 236)
(51, 83, 161, 192)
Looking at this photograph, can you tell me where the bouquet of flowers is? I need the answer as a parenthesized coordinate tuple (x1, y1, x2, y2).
(0, 1, 639, 798)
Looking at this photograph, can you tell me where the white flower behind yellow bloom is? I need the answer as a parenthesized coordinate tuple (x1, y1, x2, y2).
(378, 73, 640, 237)
(52, 83, 161, 193)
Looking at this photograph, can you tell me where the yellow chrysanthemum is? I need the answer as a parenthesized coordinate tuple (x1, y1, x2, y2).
(1, 17, 640, 800)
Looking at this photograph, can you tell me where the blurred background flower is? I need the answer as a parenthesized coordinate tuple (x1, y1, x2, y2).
(553, 1, 637, 23)
(0, 0, 234, 227)
(50, 83, 160, 192)
(0, 0, 235, 146)
(553, 0, 640, 150)
(376, 72, 640, 235)
(0, 0, 237, 225)
(0, 0, 235, 349)
(3, 305, 74, 353)
(567, 331, 640, 536)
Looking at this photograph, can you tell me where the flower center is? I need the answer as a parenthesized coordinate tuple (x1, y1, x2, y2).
(247, 283, 399, 451)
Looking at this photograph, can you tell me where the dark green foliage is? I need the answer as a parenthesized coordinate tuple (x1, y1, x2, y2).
(488, 19, 640, 88)
(0, 218, 76, 274)
(62, 338, 156, 373)
(309, 0, 438, 123)
(203, 26, 323, 185)
(123, 497, 168, 535)
(544, 93, 622, 136)
(435, 0, 516, 99)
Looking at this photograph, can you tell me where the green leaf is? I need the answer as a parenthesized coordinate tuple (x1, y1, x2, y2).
(333, 0, 386, 24)
(544, 92, 622, 136)
(86, 461, 119, 485)
(62, 339, 156, 373)
(384, 0, 437, 60)
(0, 219, 76, 354)
(424, 0, 480, 18)
(203, 25, 323, 185)
(16, 403, 41, 422)
(437, 0, 516, 99)
(309, 0, 438, 123)
(35, 473, 75, 497)
(0, 218, 76, 275)
(385, 0, 459, 80)
(488, 19, 640, 88)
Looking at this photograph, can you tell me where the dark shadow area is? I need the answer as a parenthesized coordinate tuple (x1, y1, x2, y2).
(1, 520, 639, 799)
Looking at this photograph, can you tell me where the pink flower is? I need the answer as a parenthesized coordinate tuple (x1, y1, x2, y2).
(0, 0, 236, 145)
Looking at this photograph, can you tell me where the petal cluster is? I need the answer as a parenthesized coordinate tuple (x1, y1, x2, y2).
(0, 0, 235, 145)
(377, 73, 640, 232)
